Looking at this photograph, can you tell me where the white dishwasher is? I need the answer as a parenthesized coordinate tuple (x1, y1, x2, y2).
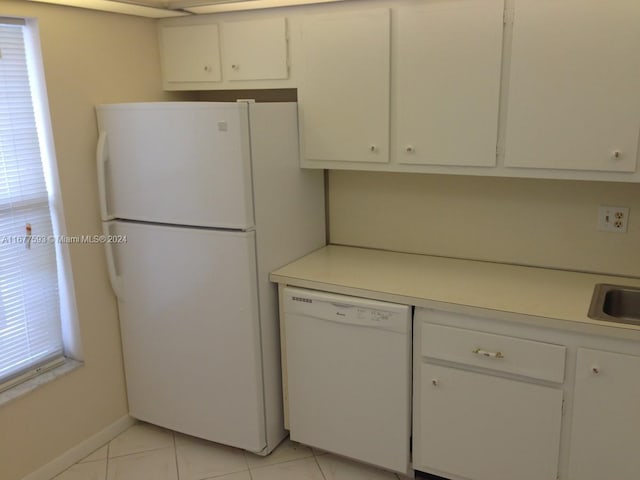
(283, 287, 412, 475)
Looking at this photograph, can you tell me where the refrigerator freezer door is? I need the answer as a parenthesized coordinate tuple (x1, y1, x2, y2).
(109, 221, 266, 452)
(96, 102, 254, 229)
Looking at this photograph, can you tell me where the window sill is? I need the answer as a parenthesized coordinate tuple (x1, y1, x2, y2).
(0, 358, 83, 408)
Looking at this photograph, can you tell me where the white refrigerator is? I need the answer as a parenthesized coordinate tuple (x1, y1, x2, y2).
(95, 102, 325, 454)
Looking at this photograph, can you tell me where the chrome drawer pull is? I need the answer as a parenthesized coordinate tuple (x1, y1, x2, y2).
(472, 348, 504, 359)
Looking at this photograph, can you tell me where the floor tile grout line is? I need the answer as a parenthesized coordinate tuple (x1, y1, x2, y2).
(172, 431, 180, 480)
(108, 444, 175, 459)
(104, 441, 110, 480)
(240, 441, 251, 473)
(75, 457, 107, 465)
(312, 454, 328, 480)
(199, 468, 252, 480)
(246, 453, 316, 471)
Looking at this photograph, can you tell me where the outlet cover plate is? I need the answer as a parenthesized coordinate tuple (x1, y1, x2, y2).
(598, 205, 629, 233)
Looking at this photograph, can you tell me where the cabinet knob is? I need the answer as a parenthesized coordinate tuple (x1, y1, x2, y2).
(431, 379, 439, 386)
(369, 145, 378, 153)
(613, 151, 622, 159)
(204, 65, 212, 73)
(592, 367, 600, 375)
(232, 64, 240, 70)
(405, 146, 415, 153)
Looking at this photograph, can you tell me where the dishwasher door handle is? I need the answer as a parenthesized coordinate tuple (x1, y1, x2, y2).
(300, 311, 407, 335)
(330, 302, 356, 309)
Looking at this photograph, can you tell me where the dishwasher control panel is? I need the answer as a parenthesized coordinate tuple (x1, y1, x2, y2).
(286, 288, 410, 334)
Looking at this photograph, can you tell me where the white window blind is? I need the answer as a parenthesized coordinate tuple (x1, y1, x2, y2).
(0, 21, 64, 386)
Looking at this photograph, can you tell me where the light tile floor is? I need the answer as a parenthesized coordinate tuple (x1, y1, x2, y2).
(53, 422, 410, 480)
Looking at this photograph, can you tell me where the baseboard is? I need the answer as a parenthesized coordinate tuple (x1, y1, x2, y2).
(21, 415, 136, 480)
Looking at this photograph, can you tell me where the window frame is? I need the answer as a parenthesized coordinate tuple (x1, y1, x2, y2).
(0, 16, 81, 394)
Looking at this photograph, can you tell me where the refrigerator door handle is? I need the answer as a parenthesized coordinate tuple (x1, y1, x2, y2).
(103, 221, 123, 300)
(96, 131, 114, 221)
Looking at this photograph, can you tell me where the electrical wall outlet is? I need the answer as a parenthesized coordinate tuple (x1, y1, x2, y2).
(597, 206, 629, 233)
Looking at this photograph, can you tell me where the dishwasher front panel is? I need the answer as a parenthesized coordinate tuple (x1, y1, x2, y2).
(283, 287, 412, 474)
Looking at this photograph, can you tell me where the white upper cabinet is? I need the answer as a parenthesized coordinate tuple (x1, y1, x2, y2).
(221, 18, 289, 81)
(395, 0, 504, 167)
(155, 0, 640, 181)
(159, 24, 222, 86)
(298, 9, 391, 165)
(505, 0, 640, 172)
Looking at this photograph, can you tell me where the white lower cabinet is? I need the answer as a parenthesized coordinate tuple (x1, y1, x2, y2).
(276, 287, 640, 479)
(412, 307, 640, 480)
(416, 364, 563, 480)
(567, 348, 640, 480)
(413, 309, 565, 480)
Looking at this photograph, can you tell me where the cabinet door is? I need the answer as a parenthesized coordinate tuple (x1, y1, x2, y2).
(415, 363, 562, 480)
(221, 18, 288, 81)
(299, 9, 390, 164)
(160, 24, 221, 84)
(505, 0, 640, 172)
(395, 0, 504, 167)
(568, 348, 640, 480)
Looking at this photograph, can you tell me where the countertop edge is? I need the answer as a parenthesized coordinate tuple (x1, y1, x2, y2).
(270, 247, 640, 342)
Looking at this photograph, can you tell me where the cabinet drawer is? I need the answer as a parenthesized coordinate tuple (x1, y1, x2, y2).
(420, 323, 566, 383)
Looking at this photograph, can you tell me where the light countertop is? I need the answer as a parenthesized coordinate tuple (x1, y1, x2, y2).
(270, 245, 640, 339)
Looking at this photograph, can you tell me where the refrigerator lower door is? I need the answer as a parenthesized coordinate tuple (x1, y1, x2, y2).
(109, 221, 266, 452)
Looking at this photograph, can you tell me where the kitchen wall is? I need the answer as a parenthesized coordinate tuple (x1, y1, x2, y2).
(0, 3, 192, 480)
(0, 1, 638, 479)
(329, 171, 640, 277)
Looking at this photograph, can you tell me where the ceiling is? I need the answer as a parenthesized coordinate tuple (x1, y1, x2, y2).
(27, 0, 346, 18)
